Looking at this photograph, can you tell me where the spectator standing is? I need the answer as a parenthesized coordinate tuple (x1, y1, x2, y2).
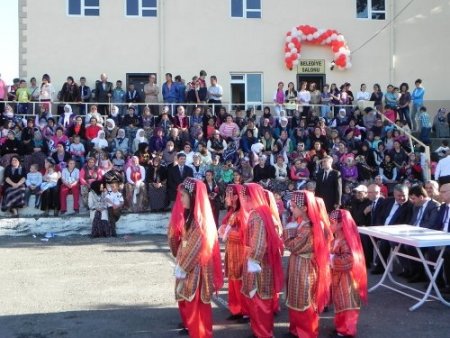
(433, 108, 449, 138)
(79, 76, 92, 115)
(0, 73, 7, 112)
(411, 79, 425, 132)
(15, 80, 30, 114)
(94, 73, 113, 116)
(144, 74, 159, 115)
(273, 81, 285, 118)
(125, 83, 141, 110)
(417, 106, 432, 145)
(207, 75, 223, 115)
(398, 83, 412, 129)
(435, 151, 450, 185)
(162, 73, 178, 113)
(59, 76, 80, 104)
(39, 74, 55, 113)
(174, 75, 186, 104)
(111, 80, 126, 115)
(316, 155, 342, 212)
(89, 180, 111, 237)
(104, 180, 123, 236)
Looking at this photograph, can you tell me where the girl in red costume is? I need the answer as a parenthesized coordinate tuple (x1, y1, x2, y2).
(329, 209, 368, 338)
(167, 178, 223, 338)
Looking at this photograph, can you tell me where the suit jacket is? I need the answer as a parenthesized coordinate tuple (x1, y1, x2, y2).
(167, 164, 193, 201)
(370, 197, 385, 226)
(430, 204, 450, 231)
(315, 169, 342, 212)
(379, 198, 413, 225)
(409, 199, 440, 229)
(95, 81, 113, 102)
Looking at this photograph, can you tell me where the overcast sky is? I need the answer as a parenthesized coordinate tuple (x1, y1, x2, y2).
(0, 1, 19, 85)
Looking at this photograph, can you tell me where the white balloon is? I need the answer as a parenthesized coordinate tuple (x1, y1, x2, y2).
(300, 33, 306, 40)
(291, 28, 297, 36)
(317, 29, 325, 36)
(313, 32, 320, 39)
(337, 35, 345, 42)
(338, 47, 346, 53)
(291, 48, 298, 53)
(346, 62, 352, 68)
(306, 34, 313, 41)
(331, 33, 337, 40)
(288, 42, 295, 48)
(285, 52, 291, 58)
(342, 49, 350, 56)
(286, 36, 292, 43)
(293, 59, 299, 66)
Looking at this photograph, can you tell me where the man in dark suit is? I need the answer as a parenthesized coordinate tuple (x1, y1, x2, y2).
(167, 153, 193, 202)
(359, 184, 386, 268)
(430, 183, 450, 293)
(94, 73, 113, 116)
(403, 185, 441, 282)
(315, 155, 342, 213)
(350, 184, 372, 267)
(371, 184, 413, 274)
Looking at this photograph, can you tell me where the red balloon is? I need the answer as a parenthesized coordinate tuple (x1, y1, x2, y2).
(285, 46, 291, 52)
(287, 32, 292, 36)
(290, 53, 298, 61)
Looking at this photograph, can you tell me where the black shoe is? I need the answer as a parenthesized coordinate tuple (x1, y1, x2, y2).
(237, 315, 250, 324)
(226, 314, 244, 321)
(283, 333, 297, 338)
(407, 273, 428, 283)
(177, 322, 185, 329)
(371, 266, 385, 275)
(178, 328, 189, 336)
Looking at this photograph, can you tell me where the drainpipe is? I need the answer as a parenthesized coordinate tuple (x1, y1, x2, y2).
(159, 0, 165, 80)
(389, 0, 395, 84)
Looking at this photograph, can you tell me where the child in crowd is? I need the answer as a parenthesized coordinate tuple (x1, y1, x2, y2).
(39, 161, 59, 193)
(88, 181, 111, 238)
(417, 106, 432, 145)
(290, 159, 310, 189)
(69, 135, 86, 167)
(112, 150, 126, 172)
(104, 181, 124, 237)
(25, 164, 42, 208)
(282, 181, 296, 210)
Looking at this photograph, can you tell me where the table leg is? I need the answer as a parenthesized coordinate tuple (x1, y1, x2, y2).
(369, 238, 400, 293)
(410, 247, 450, 311)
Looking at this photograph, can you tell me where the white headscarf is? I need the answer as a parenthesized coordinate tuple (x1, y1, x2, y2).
(135, 129, 146, 143)
(92, 130, 108, 149)
(62, 104, 73, 127)
(106, 118, 116, 131)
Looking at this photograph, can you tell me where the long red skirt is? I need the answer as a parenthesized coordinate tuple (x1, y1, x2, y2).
(228, 279, 248, 315)
(334, 309, 359, 336)
(246, 294, 274, 338)
(178, 287, 213, 338)
(288, 306, 319, 338)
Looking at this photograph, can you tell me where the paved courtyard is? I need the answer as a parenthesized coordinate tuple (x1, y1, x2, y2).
(1, 235, 449, 338)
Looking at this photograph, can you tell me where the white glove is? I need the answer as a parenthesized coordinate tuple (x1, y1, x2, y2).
(247, 258, 262, 273)
(285, 221, 298, 229)
(220, 224, 232, 241)
(174, 264, 187, 279)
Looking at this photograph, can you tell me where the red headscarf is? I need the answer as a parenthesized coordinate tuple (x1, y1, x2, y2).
(245, 183, 284, 294)
(330, 209, 368, 303)
(221, 184, 250, 241)
(168, 178, 224, 292)
(292, 190, 331, 313)
(264, 189, 283, 236)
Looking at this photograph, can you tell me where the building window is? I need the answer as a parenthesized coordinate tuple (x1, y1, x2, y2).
(357, 0, 385, 20)
(68, 0, 100, 16)
(126, 0, 157, 17)
(231, 0, 261, 19)
(230, 73, 263, 110)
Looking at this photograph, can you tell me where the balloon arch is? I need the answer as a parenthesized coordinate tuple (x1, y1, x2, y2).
(284, 25, 352, 71)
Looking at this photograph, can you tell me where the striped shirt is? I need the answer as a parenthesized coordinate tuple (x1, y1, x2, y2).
(418, 111, 431, 128)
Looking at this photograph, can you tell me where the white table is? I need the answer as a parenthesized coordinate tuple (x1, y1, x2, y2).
(358, 224, 450, 311)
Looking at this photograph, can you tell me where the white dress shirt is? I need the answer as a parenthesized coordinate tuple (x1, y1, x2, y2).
(385, 202, 400, 225)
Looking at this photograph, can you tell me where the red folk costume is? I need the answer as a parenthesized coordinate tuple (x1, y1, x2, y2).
(329, 209, 368, 338)
(284, 190, 330, 338)
(167, 178, 223, 338)
(241, 183, 284, 338)
(219, 184, 249, 318)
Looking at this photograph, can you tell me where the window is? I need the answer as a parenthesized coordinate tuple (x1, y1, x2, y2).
(230, 73, 263, 110)
(68, 0, 100, 16)
(231, 0, 261, 19)
(357, 0, 385, 20)
(126, 0, 157, 17)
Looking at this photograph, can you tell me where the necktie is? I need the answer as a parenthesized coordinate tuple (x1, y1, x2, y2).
(371, 201, 377, 224)
(443, 205, 450, 232)
(323, 171, 328, 181)
(415, 207, 424, 226)
(179, 166, 184, 176)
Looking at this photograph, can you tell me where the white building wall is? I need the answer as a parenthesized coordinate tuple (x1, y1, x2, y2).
(19, 0, 449, 105)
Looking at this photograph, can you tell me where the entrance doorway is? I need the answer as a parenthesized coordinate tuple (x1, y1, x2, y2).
(296, 74, 326, 91)
(126, 73, 157, 99)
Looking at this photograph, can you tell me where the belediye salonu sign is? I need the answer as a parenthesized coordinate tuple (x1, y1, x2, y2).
(297, 59, 325, 74)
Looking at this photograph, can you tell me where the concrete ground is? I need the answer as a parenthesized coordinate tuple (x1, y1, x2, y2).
(0, 235, 449, 338)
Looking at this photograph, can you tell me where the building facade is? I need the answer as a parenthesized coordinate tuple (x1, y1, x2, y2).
(18, 0, 449, 109)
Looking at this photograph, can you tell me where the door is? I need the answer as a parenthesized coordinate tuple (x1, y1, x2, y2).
(296, 74, 326, 91)
(126, 73, 157, 101)
(230, 73, 263, 111)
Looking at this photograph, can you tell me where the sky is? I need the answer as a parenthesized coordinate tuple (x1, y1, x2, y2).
(0, 0, 19, 85)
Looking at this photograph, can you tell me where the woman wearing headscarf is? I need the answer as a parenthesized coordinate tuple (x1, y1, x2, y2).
(91, 130, 109, 153)
(79, 157, 103, 208)
(433, 108, 449, 138)
(57, 104, 76, 129)
(39, 157, 61, 216)
(89, 180, 112, 238)
(125, 155, 147, 212)
(110, 128, 129, 157)
(284, 190, 331, 338)
(1, 155, 26, 215)
(167, 178, 223, 338)
(146, 155, 168, 212)
(329, 209, 367, 338)
(132, 128, 148, 154)
(1, 130, 22, 156)
(104, 118, 118, 144)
